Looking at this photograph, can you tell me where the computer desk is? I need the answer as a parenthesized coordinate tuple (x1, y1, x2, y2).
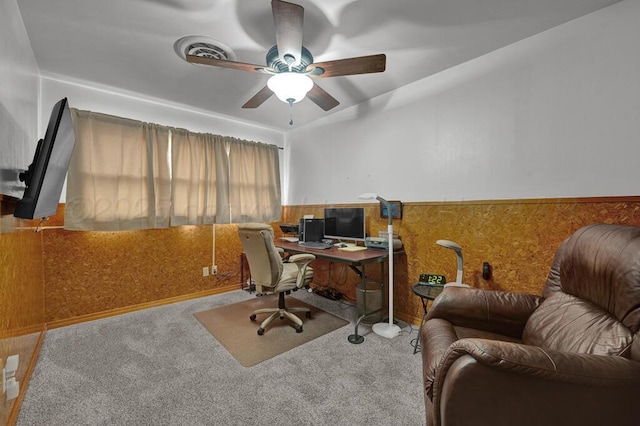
(277, 240, 399, 344)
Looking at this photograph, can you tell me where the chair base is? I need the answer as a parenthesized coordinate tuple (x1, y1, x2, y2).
(250, 292, 311, 335)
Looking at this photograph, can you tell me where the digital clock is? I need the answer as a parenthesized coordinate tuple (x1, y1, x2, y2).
(419, 274, 446, 285)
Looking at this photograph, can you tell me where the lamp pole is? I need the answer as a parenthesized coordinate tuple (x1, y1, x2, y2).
(358, 193, 401, 339)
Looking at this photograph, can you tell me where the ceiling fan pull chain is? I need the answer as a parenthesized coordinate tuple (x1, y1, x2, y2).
(288, 99, 294, 125)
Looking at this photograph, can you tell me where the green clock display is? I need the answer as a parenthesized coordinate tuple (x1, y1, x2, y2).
(419, 274, 446, 285)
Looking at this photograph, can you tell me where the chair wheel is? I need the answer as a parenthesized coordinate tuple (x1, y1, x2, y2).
(305, 311, 311, 318)
(257, 328, 264, 335)
(295, 325, 303, 333)
(250, 314, 257, 321)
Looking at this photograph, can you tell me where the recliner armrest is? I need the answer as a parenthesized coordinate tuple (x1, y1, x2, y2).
(444, 338, 640, 385)
(426, 287, 542, 339)
(431, 339, 640, 426)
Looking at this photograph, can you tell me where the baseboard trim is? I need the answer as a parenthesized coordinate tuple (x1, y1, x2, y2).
(46, 285, 239, 330)
(0, 324, 45, 340)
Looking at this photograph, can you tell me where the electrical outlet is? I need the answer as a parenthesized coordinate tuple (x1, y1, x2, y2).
(202, 266, 209, 277)
(212, 265, 218, 275)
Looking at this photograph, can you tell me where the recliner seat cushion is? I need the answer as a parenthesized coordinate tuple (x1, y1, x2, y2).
(274, 262, 313, 292)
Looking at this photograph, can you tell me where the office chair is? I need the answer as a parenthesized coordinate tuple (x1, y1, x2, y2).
(238, 223, 315, 335)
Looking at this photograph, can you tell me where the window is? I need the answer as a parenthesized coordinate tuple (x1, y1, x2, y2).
(65, 109, 281, 231)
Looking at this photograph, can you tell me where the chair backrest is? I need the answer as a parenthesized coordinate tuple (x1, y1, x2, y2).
(525, 224, 640, 360)
(238, 223, 283, 290)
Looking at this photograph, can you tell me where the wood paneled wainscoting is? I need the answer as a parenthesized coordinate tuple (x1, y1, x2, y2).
(2, 195, 640, 424)
(40, 206, 245, 326)
(1, 195, 47, 426)
(283, 196, 640, 326)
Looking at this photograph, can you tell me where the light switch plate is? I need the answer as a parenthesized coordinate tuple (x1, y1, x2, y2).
(5, 355, 18, 375)
(6, 378, 19, 400)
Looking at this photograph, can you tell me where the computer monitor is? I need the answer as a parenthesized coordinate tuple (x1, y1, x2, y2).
(323, 207, 366, 242)
(301, 218, 325, 243)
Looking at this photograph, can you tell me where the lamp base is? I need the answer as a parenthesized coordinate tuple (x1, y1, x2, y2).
(347, 334, 365, 344)
(372, 322, 401, 339)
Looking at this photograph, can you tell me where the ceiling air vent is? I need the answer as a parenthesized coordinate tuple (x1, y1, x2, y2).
(186, 42, 231, 60)
(173, 36, 237, 63)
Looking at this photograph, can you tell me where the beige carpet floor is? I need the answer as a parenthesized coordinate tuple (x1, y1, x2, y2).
(193, 294, 349, 367)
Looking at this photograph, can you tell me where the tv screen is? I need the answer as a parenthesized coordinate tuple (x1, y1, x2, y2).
(14, 98, 76, 220)
(323, 207, 366, 242)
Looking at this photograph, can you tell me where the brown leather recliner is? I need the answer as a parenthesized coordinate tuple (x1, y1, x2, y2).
(420, 223, 640, 426)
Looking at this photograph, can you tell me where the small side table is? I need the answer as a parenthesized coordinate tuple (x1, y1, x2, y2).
(411, 283, 445, 354)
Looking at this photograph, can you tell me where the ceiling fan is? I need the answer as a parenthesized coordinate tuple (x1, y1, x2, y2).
(186, 0, 386, 114)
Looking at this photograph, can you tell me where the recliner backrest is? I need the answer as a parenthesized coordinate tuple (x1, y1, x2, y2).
(524, 224, 640, 360)
(238, 223, 284, 290)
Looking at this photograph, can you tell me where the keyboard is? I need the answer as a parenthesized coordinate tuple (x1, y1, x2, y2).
(298, 241, 333, 250)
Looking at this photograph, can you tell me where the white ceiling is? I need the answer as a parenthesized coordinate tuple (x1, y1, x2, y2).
(17, 0, 620, 131)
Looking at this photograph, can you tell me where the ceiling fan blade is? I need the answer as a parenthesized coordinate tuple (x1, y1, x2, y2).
(242, 86, 274, 109)
(307, 83, 340, 111)
(272, 0, 304, 67)
(308, 54, 386, 78)
(186, 55, 271, 74)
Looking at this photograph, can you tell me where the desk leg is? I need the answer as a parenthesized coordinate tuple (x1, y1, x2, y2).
(347, 263, 385, 344)
(348, 263, 366, 344)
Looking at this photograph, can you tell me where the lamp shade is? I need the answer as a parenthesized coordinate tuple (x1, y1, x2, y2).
(267, 72, 313, 104)
(358, 192, 378, 201)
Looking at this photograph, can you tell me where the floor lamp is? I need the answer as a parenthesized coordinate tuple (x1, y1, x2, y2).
(359, 193, 401, 339)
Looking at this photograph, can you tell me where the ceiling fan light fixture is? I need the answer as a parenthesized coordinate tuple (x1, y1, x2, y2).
(267, 72, 313, 104)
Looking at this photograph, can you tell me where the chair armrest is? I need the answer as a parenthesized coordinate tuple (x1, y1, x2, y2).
(288, 254, 315, 288)
(288, 253, 315, 264)
(427, 287, 542, 338)
(431, 339, 640, 426)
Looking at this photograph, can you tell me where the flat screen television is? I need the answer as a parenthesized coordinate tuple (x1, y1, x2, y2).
(323, 207, 366, 242)
(14, 97, 76, 220)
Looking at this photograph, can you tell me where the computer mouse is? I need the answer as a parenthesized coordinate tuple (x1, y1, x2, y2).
(337, 243, 347, 248)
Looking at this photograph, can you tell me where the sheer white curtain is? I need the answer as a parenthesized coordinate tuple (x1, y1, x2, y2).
(227, 139, 281, 223)
(65, 110, 171, 231)
(65, 109, 281, 230)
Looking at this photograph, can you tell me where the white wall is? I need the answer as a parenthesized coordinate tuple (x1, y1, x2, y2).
(286, 0, 640, 205)
(41, 76, 284, 145)
(0, 0, 40, 198)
